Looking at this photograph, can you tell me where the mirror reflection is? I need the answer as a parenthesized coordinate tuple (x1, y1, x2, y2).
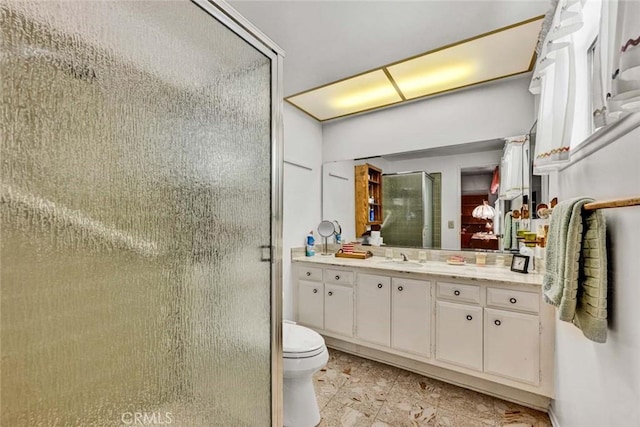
(321, 131, 542, 253)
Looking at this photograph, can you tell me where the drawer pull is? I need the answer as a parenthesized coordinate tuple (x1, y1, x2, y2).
(398, 286, 403, 292)
(328, 291, 333, 296)
(494, 319, 502, 326)
(335, 275, 340, 280)
(454, 290, 460, 296)
(509, 297, 517, 304)
(313, 289, 318, 294)
(378, 283, 383, 289)
(306, 272, 311, 276)
(466, 315, 473, 321)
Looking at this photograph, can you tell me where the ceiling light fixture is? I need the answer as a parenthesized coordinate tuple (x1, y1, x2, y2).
(286, 15, 544, 121)
(390, 63, 475, 98)
(333, 84, 400, 109)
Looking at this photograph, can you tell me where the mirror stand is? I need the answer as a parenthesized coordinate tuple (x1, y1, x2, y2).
(317, 220, 336, 256)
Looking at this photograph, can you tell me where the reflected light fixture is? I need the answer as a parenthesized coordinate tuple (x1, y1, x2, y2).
(286, 15, 544, 121)
(472, 201, 496, 220)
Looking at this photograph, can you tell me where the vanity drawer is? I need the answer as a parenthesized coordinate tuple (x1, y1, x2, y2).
(325, 269, 354, 285)
(298, 266, 323, 282)
(357, 273, 391, 289)
(437, 282, 480, 304)
(487, 288, 540, 314)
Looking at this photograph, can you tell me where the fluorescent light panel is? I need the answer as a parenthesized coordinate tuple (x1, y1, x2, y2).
(388, 19, 542, 99)
(286, 16, 543, 121)
(286, 70, 402, 121)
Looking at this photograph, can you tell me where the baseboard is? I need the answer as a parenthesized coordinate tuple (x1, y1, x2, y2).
(548, 403, 560, 427)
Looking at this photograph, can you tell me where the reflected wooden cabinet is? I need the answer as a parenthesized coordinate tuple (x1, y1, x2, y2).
(355, 163, 382, 237)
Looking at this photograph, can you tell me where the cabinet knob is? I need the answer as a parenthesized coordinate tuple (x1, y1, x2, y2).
(494, 319, 502, 326)
(378, 283, 383, 289)
(509, 297, 517, 304)
(313, 289, 318, 294)
(466, 315, 473, 321)
(398, 286, 403, 291)
(306, 272, 311, 276)
(454, 290, 460, 296)
(335, 275, 340, 280)
(328, 291, 333, 296)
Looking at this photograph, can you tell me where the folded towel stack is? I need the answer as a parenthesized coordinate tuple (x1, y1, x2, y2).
(543, 197, 608, 343)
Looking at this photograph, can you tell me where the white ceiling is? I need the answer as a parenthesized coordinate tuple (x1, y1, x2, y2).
(228, 0, 552, 96)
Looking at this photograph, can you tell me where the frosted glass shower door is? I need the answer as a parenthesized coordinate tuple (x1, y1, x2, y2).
(1, 1, 279, 425)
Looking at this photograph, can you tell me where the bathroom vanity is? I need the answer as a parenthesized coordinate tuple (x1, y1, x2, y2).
(292, 253, 554, 410)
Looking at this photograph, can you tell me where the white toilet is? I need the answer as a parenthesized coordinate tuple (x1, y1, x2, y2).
(283, 322, 329, 427)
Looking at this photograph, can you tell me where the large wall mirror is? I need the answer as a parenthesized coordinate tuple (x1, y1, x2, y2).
(322, 127, 543, 253)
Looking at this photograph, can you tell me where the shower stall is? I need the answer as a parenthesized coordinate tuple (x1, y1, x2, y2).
(0, 1, 283, 425)
(381, 172, 434, 248)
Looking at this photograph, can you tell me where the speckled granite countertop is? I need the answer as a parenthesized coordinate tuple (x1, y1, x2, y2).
(292, 255, 543, 287)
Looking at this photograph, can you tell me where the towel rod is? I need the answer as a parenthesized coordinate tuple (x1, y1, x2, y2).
(583, 197, 640, 211)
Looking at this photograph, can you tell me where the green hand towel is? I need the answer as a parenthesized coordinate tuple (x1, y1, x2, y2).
(543, 197, 608, 343)
(504, 212, 513, 250)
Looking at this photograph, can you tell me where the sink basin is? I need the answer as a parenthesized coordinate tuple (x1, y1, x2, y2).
(379, 260, 423, 268)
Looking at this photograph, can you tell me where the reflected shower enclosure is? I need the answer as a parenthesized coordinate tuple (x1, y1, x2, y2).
(0, 1, 282, 425)
(381, 172, 434, 248)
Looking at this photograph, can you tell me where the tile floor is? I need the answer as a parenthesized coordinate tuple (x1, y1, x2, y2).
(313, 349, 551, 427)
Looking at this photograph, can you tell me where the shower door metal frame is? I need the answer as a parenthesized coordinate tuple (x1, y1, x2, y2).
(190, 1, 285, 425)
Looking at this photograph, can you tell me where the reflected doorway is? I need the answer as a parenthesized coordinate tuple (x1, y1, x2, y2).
(460, 166, 499, 250)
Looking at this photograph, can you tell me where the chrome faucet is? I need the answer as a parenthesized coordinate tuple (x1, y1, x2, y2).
(400, 252, 408, 262)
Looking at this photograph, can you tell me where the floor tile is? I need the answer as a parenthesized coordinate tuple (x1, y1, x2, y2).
(375, 384, 438, 426)
(318, 350, 551, 427)
(331, 377, 389, 418)
(438, 381, 498, 424)
(314, 365, 350, 408)
(394, 371, 444, 403)
(327, 350, 366, 372)
(436, 408, 497, 426)
(358, 358, 403, 383)
(318, 398, 376, 427)
(494, 400, 552, 427)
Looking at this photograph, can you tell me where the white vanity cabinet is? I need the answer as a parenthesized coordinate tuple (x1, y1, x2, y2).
(356, 274, 391, 347)
(324, 284, 354, 337)
(295, 265, 354, 337)
(296, 262, 324, 330)
(297, 280, 324, 329)
(293, 259, 554, 410)
(436, 300, 483, 371)
(484, 287, 541, 385)
(391, 277, 430, 357)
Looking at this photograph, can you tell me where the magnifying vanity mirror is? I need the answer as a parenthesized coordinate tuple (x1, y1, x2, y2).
(317, 220, 336, 256)
(321, 128, 544, 254)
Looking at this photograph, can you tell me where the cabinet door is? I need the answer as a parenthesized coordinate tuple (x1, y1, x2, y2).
(324, 284, 354, 337)
(484, 308, 540, 385)
(436, 301, 483, 371)
(356, 274, 391, 347)
(297, 280, 324, 330)
(392, 278, 430, 357)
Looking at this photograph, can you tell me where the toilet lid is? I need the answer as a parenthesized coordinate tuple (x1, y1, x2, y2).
(283, 323, 325, 358)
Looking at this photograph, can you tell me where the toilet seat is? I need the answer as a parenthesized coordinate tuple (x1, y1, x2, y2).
(283, 323, 325, 359)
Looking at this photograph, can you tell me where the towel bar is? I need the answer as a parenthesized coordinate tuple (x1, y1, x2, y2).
(583, 197, 640, 211)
